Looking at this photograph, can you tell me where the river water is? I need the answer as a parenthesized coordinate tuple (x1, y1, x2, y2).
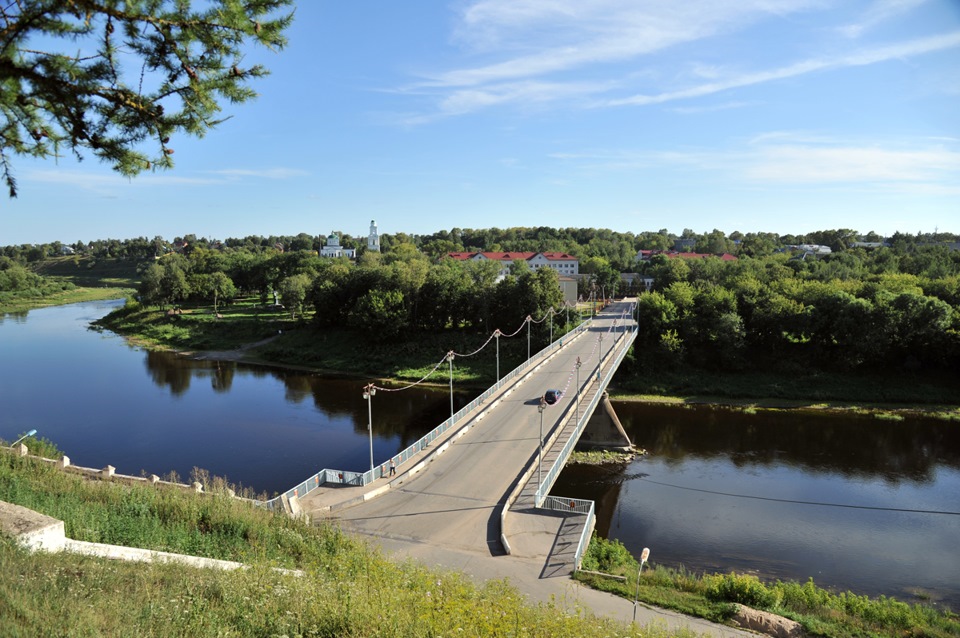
(2, 300, 958, 609)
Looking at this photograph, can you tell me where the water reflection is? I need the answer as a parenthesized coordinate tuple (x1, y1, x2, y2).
(0, 309, 30, 324)
(141, 349, 470, 445)
(553, 402, 960, 608)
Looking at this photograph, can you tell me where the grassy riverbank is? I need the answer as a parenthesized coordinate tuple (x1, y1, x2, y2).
(4, 446, 956, 637)
(96, 297, 960, 411)
(0, 446, 677, 637)
(577, 537, 959, 638)
(607, 391, 960, 422)
(0, 286, 132, 315)
(96, 297, 542, 386)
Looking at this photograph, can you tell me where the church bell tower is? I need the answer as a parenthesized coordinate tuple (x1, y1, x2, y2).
(367, 220, 380, 252)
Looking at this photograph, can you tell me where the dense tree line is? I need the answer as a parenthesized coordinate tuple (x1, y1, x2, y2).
(636, 250, 960, 374)
(0, 256, 75, 303)
(133, 247, 564, 341)
(5, 228, 959, 373)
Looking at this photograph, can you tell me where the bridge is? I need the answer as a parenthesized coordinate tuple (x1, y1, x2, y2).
(269, 299, 636, 570)
(265, 300, 757, 634)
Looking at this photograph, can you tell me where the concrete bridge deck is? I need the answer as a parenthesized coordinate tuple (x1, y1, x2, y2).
(298, 300, 753, 636)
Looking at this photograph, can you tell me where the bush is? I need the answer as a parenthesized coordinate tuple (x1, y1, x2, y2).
(705, 572, 781, 608)
(580, 535, 639, 575)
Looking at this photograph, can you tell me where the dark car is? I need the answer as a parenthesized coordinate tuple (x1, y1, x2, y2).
(543, 389, 563, 405)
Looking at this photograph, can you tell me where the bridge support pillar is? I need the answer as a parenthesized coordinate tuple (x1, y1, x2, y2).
(578, 392, 632, 451)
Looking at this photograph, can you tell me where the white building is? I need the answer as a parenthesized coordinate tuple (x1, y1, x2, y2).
(367, 220, 380, 252)
(447, 251, 579, 280)
(319, 232, 356, 259)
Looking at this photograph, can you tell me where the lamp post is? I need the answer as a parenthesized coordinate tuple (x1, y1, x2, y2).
(494, 329, 501, 386)
(633, 547, 651, 622)
(11, 429, 37, 447)
(537, 399, 546, 499)
(362, 384, 376, 473)
(575, 357, 582, 423)
(446, 351, 455, 422)
(526, 315, 532, 361)
(549, 308, 554, 345)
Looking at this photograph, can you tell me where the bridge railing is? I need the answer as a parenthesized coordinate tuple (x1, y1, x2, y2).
(533, 324, 637, 507)
(260, 316, 595, 511)
(542, 496, 596, 570)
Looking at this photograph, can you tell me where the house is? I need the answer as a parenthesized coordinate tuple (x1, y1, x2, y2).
(447, 251, 580, 280)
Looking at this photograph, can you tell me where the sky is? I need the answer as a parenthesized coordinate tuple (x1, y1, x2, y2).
(2, 0, 959, 246)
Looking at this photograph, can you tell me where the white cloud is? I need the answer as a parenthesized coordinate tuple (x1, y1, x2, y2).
(550, 135, 960, 193)
(602, 31, 960, 107)
(400, 1, 959, 120)
(437, 0, 822, 87)
(743, 142, 960, 186)
(22, 166, 307, 193)
(839, 0, 930, 38)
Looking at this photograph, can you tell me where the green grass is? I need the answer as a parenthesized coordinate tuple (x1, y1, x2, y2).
(0, 286, 132, 314)
(613, 367, 960, 411)
(575, 537, 960, 638)
(31, 255, 140, 288)
(567, 449, 638, 465)
(0, 450, 689, 637)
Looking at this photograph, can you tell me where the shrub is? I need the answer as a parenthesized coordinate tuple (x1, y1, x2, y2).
(705, 572, 780, 608)
(580, 535, 639, 575)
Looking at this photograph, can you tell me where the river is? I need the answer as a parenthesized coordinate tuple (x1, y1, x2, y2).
(2, 300, 958, 609)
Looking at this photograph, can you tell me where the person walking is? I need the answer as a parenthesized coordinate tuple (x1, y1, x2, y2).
(389, 458, 396, 476)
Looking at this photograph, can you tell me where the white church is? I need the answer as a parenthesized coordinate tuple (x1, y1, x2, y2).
(320, 220, 380, 259)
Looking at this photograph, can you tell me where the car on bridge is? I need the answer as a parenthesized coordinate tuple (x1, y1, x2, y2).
(543, 389, 563, 405)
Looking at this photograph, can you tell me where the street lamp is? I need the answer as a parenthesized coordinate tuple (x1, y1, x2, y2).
(362, 384, 376, 473)
(548, 308, 554, 345)
(11, 429, 37, 447)
(575, 357, 582, 423)
(537, 399, 546, 499)
(526, 315, 532, 361)
(494, 329, 501, 386)
(633, 547, 651, 622)
(447, 351, 455, 421)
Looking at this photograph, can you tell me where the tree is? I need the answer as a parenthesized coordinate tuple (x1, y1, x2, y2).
(0, 0, 294, 197)
(207, 271, 236, 313)
(279, 273, 310, 320)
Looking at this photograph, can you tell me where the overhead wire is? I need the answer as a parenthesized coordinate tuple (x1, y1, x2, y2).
(638, 477, 960, 516)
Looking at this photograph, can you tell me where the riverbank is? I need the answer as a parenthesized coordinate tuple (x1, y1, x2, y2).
(0, 286, 131, 315)
(95, 299, 960, 418)
(608, 391, 960, 422)
(1, 447, 672, 638)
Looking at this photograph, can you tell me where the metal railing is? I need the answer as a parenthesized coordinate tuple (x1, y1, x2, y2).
(260, 317, 594, 510)
(542, 496, 596, 570)
(533, 324, 637, 507)
(528, 320, 635, 570)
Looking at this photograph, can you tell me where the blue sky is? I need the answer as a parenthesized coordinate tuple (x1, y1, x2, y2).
(3, 0, 959, 246)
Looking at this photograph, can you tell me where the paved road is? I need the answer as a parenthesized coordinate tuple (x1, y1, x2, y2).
(330, 302, 631, 558)
(314, 300, 755, 636)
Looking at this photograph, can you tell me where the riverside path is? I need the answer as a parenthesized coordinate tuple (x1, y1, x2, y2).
(299, 300, 754, 637)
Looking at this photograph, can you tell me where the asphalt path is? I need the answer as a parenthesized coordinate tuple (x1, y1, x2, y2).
(332, 301, 632, 558)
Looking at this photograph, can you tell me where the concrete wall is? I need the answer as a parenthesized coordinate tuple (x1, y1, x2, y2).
(578, 392, 632, 450)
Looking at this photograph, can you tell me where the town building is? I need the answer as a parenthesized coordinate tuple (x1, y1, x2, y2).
(446, 251, 579, 279)
(319, 231, 356, 259)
